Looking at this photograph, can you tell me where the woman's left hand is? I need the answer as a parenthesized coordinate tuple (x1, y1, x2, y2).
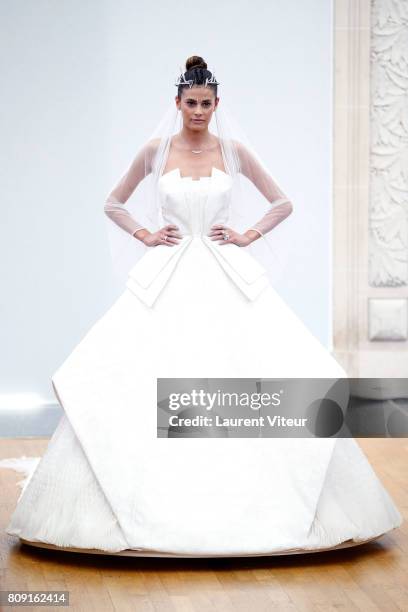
(207, 225, 252, 247)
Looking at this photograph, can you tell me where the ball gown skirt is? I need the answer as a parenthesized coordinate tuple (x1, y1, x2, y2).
(3, 168, 403, 557)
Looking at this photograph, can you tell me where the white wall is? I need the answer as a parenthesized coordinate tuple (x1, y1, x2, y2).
(0, 0, 333, 406)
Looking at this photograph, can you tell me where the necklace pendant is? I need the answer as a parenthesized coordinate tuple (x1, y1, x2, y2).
(191, 149, 202, 154)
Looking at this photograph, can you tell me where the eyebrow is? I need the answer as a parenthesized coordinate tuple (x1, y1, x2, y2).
(185, 98, 213, 102)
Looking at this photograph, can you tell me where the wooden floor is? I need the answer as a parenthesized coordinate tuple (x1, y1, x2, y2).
(0, 437, 407, 611)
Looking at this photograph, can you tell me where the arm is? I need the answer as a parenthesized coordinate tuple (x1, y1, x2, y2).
(104, 138, 160, 240)
(235, 141, 293, 240)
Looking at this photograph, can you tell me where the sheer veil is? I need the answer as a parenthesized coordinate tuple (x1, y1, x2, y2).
(103, 64, 296, 289)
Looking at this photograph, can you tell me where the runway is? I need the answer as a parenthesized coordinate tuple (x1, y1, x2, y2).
(1, 436, 406, 610)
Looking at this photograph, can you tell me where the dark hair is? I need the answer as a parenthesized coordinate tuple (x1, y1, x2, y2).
(176, 55, 218, 98)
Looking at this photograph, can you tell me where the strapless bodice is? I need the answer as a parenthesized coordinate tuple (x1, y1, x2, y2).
(126, 168, 270, 308)
(158, 167, 232, 236)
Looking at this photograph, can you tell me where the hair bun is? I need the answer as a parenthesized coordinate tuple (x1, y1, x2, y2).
(185, 55, 207, 71)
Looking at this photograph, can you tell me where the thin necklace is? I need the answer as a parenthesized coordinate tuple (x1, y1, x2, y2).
(177, 136, 216, 154)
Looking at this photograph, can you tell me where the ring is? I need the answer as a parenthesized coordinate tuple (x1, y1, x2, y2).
(163, 235, 168, 241)
(223, 231, 230, 241)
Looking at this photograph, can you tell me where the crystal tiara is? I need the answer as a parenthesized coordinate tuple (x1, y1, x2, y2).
(174, 65, 220, 89)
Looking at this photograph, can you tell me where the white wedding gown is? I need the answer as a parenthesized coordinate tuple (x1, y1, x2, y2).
(3, 167, 403, 556)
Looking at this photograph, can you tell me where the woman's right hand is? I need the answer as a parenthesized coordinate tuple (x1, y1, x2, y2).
(141, 224, 183, 247)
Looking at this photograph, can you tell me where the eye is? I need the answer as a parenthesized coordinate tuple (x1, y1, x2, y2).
(186, 100, 197, 106)
(202, 101, 212, 107)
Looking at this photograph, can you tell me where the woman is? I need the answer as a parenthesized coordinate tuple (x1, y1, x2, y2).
(3, 56, 403, 557)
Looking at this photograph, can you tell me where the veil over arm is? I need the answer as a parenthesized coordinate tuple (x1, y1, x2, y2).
(104, 102, 294, 285)
(104, 139, 159, 237)
(235, 142, 293, 237)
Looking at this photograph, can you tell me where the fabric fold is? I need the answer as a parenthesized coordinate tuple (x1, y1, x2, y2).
(201, 236, 270, 301)
(126, 235, 270, 307)
(126, 236, 193, 307)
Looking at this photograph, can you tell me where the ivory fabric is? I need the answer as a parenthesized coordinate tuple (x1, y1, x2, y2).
(3, 169, 403, 555)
